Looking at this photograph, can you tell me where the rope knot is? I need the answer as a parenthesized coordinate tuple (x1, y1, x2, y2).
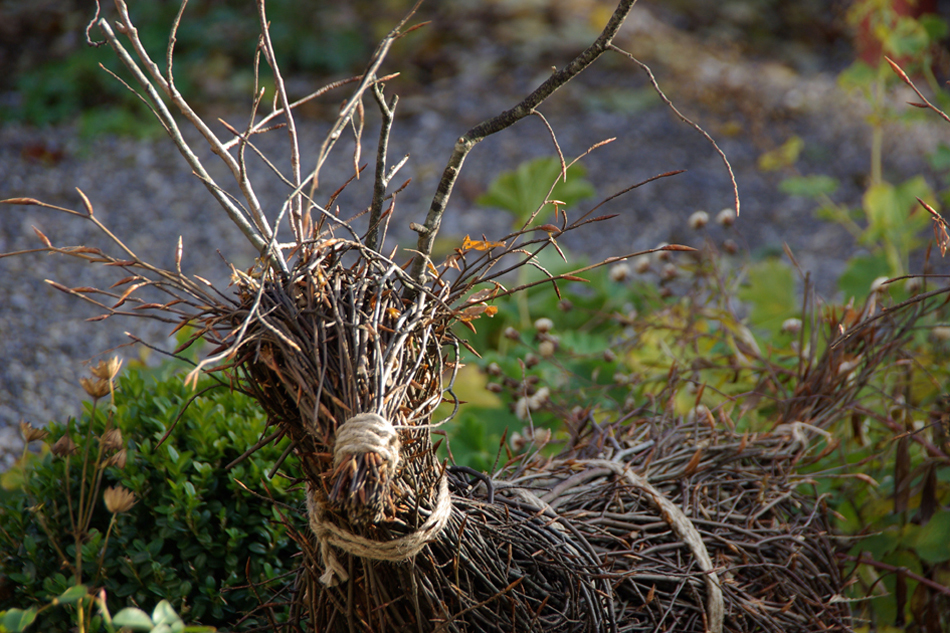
(332, 412, 401, 470)
(308, 412, 453, 587)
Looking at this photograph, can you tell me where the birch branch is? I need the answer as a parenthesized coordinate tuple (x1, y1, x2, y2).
(408, 0, 639, 287)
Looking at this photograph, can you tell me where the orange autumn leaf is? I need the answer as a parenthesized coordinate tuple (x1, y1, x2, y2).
(457, 304, 497, 322)
(462, 235, 505, 251)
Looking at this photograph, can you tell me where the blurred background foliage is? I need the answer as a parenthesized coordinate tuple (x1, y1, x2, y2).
(1, 0, 935, 133)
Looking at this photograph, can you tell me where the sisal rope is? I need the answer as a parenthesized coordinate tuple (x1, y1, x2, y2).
(307, 413, 453, 586)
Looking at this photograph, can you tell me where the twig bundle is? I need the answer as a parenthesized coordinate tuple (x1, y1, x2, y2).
(0, 1, 865, 631)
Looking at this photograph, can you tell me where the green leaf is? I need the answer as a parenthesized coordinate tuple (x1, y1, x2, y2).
(881, 16, 929, 59)
(920, 14, 949, 42)
(779, 175, 839, 198)
(2, 607, 38, 632)
(837, 60, 876, 94)
(909, 510, 950, 563)
(0, 466, 27, 491)
(838, 254, 890, 303)
(737, 259, 797, 336)
(114, 607, 155, 630)
(853, 529, 901, 560)
(152, 600, 182, 626)
(476, 157, 595, 228)
(757, 136, 803, 172)
(582, 87, 660, 115)
(928, 143, 950, 171)
(56, 584, 88, 604)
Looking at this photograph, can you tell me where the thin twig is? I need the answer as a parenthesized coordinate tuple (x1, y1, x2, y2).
(409, 0, 640, 288)
(608, 44, 740, 218)
(367, 82, 399, 252)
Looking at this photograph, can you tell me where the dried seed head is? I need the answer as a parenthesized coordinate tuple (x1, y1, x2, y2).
(103, 486, 136, 514)
(529, 427, 552, 447)
(524, 353, 540, 368)
(609, 263, 630, 282)
(905, 277, 923, 295)
(557, 300, 573, 312)
(538, 340, 556, 358)
(101, 427, 124, 452)
(51, 435, 77, 457)
(603, 348, 617, 362)
(870, 276, 890, 293)
(509, 431, 527, 451)
(108, 448, 128, 469)
(716, 208, 736, 227)
(19, 421, 49, 443)
(661, 263, 679, 281)
(534, 317, 554, 334)
(514, 397, 530, 421)
(688, 210, 709, 230)
(633, 255, 651, 274)
(781, 318, 803, 334)
(90, 357, 123, 381)
(80, 377, 111, 399)
(932, 326, 950, 342)
(503, 326, 521, 341)
(688, 404, 712, 425)
(486, 362, 502, 376)
(486, 382, 504, 393)
(660, 286, 674, 298)
(528, 387, 550, 410)
(722, 239, 739, 255)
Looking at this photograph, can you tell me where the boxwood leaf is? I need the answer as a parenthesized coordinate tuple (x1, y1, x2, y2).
(113, 607, 154, 630)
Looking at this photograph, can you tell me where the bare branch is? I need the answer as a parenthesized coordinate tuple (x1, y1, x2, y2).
(608, 44, 740, 218)
(409, 0, 640, 287)
(220, 76, 365, 151)
(306, 1, 423, 197)
(101, 3, 287, 274)
(256, 0, 303, 242)
(367, 83, 399, 252)
(532, 111, 567, 183)
(886, 56, 950, 124)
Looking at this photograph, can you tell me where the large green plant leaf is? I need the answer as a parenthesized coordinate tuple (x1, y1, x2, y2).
(779, 175, 839, 198)
(477, 157, 595, 228)
(837, 253, 890, 302)
(737, 259, 797, 336)
(861, 178, 933, 259)
(908, 510, 950, 563)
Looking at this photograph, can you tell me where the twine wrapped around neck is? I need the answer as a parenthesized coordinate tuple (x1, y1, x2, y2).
(332, 412, 401, 470)
(307, 413, 453, 586)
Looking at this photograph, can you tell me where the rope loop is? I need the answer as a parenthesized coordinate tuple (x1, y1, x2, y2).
(308, 413, 453, 586)
(332, 412, 401, 470)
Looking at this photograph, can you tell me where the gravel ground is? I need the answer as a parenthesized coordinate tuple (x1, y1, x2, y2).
(2, 6, 950, 455)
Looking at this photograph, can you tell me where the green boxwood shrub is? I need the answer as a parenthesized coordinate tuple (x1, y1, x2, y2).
(0, 360, 304, 631)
